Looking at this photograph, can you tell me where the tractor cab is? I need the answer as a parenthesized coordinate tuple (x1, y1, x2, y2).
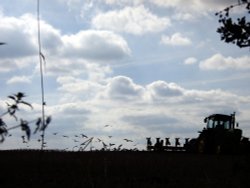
(196, 112, 242, 153)
(204, 113, 237, 130)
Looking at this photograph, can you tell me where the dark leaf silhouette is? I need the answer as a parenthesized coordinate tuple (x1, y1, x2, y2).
(15, 92, 26, 100)
(20, 101, 33, 109)
(33, 117, 42, 134)
(0, 92, 51, 145)
(0, 119, 8, 142)
(216, 0, 250, 48)
(20, 119, 31, 140)
(6, 92, 33, 121)
(46, 116, 52, 125)
(6, 103, 18, 121)
(0, 118, 6, 127)
(8, 95, 16, 101)
(40, 116, 52, 131)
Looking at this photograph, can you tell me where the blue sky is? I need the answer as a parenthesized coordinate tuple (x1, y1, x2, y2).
(0, 0, 250, 150)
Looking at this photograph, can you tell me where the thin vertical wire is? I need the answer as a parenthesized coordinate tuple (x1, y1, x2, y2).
(37, 0, 46, 150)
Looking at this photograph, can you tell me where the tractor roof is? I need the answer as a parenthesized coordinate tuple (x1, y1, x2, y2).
(207, 114, 231, 120)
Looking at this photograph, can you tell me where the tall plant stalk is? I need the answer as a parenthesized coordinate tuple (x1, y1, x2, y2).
(37, 0, 46, 150)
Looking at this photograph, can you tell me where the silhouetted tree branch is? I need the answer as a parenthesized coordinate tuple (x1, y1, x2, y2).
(216, 0, 250, 48)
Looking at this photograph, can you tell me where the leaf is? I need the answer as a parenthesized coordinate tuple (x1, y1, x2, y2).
(15, 92, 26, 101)
(8, 108, 18, 121)
(8, 95, 16, 102)
(33, 118, 42, 134)
(20, 120, 31, 140)
(0, 118, 6, 127)
(46, 116, 52, 125)
(20, 101, 33, 109)
(0, 127, 7, 135)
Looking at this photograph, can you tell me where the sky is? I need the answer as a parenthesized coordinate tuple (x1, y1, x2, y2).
(0, 0, 250, 151)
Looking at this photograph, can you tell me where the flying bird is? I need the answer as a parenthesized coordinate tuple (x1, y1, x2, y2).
(53, 132, 58, 135)
(108, 136, 112, 138)
(62, 135, 69, 138)
(102, 142, 107, 148)
(80, 134, 88, 138)
(124, 138, 133, 142)
(104, 124, 113, 128)
(97, 138, 102, 142)
(80, 142, 86, 146)
(0, 42, 6, 45)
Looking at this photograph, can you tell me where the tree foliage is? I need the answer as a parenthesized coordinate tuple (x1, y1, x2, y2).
(216, 0, 250, 48)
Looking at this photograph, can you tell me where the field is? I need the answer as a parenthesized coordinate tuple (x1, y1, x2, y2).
(0, 150, 250, 188)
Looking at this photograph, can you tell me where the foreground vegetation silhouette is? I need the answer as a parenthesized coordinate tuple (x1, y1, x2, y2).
(0, 92, 51, 144)
(216, 0, 250, 48)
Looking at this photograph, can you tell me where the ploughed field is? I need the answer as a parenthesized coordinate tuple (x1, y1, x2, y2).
(0, 150, 249, 188)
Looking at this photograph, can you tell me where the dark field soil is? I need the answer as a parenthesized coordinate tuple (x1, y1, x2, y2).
(0, 150, 250, 188)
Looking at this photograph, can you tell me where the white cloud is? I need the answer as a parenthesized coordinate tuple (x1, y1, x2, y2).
(0, 57, 36, 73)
(57, 76, 105, 100)
(101, 76, 145, 100)
(161, 33, 192, 46)
(199, 54, 250, 70)
(0, 14, 37, 58)
(184, 57, 197, 65)
(0, 13, 131, 75)
(92, 5, 171, 35)
(61, 30, 131, 60)
(146, 81, 184, 99)
(6, 76, 31, 85)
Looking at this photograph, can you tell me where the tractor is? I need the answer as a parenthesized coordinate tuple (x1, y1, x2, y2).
(184, 112, 250, 154)
(147, 112, 250, 154)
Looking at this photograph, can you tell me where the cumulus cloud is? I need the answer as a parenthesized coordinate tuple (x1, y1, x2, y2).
(0, 14, 37, 58)
(146, 81, 184, 100)
(184, 57, 197, 65)
(44, 58, 112, 83)
(56, 75, 249, 107)
(61, 30, 131, 60)
(92, 5, 171, 35)
(0, 57, 36, 73)
(161, 33, 192, 46)
(57, 76, 105, 100)
(95, 76, 144, 101)
(7, 76, 31, 85)
(199, 54, 250, 70)
(102, 76, 145, 100)
(0, 13, 131, 76)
